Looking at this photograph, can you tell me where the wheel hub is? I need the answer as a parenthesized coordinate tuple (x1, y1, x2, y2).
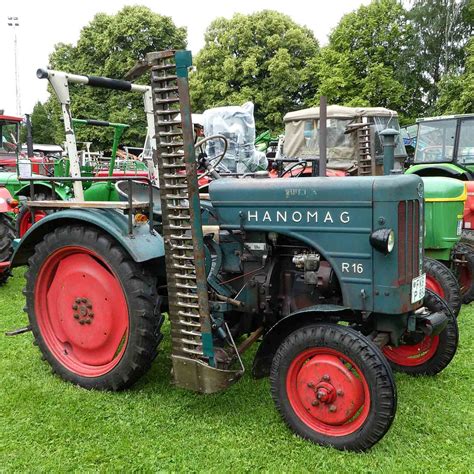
(296, 354, 365, 425)
(72, 297, 94, 325)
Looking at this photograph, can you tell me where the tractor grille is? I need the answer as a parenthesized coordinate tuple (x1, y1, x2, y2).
(398, 200, 421, 285)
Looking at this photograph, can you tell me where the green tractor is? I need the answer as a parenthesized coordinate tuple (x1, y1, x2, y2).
(9, 50, 458, 452)
(278, 105, 472, 314)
(406, 114, 474, 180)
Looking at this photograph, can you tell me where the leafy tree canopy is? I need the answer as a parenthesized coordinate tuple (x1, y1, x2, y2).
(42, 6, 186, 149)
(436, 37, 474, 114)
(311, 0, 424, 122)
(190, 10, 319, 131)
(408, 0, 473, 109)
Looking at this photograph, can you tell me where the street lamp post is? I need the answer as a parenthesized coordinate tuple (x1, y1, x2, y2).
(7, 16, 21, 116)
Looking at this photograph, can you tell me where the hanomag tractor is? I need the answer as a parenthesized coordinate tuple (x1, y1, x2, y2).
(10, 51, 458, 452)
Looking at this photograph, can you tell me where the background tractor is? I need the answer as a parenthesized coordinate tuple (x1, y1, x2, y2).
(9, 50, 458, 452)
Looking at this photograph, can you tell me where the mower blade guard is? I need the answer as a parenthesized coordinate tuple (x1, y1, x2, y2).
(172, 355, 243, 394)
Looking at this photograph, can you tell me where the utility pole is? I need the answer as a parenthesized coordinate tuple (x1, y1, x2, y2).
(7, 16, 21, 116)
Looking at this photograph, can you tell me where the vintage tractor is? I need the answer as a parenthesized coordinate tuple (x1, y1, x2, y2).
(406, 114, 474, 180)
(277, 105, 472, 313)
(405, 114, 474, 303)
(10, 51, 458, 452)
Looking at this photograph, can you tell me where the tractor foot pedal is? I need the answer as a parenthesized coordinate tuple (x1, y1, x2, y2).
(5, 326, 31, 336)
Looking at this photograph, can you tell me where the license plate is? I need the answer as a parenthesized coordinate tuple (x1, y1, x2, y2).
(411, 273, 426, 304)
(457, 219, 463, 236)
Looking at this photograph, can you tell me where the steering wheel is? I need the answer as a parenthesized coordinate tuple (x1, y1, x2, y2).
(194, 134, 229, 179)
(280, 161, 307, 178)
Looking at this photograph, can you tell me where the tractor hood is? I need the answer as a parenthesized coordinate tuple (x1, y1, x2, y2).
(209, 175, 422, 211)
(421, 176, 466, 202)
(210, 175, 424, 315)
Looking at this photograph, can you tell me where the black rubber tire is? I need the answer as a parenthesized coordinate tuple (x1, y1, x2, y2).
(384, 289, 458, 376)
(452, 243, 474, 304)
(460, 229, 474, 249)
(270, 323, 397, 451)
(0, 214, 15, 285)
(24, 224, 164, 390)
(423, 257, 461, 317)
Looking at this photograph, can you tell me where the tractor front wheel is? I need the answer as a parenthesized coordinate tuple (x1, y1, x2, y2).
(423, 257, 461, 317)
(382, 289, 458, 375)
(270, 323, 396, 451)
(24, 225, 163, 390)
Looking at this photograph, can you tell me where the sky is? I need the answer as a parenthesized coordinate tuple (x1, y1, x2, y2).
(0, 0, 370, 116)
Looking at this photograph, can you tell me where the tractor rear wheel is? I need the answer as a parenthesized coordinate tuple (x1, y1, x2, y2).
(452, 243, 474, 304)
(270, 323, 396, 451)
(24, 224, 163, 390)
(382, 289, 458, 375)
(16, 193, 50, 237)
(423, 257, 461, 317)
(0, 214, 15, 285)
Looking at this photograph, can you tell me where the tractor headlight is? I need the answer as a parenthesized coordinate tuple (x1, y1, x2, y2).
(370, 228, 395, 254)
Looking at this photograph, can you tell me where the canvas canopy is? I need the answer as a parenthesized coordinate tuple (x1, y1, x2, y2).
(282, 105, 402, 168)
(283, 106, 398, 122)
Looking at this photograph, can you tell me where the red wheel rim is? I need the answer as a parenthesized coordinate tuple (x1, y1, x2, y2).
(34, 246, 129, 377)
(286, 348, 370, 437)
(425, 275, 445, 298)
(19, 209, 47, 237)
(383, 335, 439, 366)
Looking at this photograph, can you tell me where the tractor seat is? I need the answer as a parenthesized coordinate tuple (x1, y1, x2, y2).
(115, 180, 162, 218)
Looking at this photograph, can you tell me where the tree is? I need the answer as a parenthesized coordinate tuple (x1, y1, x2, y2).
(39, 6, 187, 149)
(312, 0, 424, 121)
(28, 102, 56, 144)
(190, 10, 319, 131)
(436, 37, 474, 114)
(408, 0, 473, 109)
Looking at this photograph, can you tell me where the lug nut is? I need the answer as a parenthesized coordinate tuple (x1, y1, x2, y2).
(85, 320, 91, 325)
(75, 298, 82, 304)
(307, 382, 315, 388)
(79, 320, 85, 325)
(86, 303, 92, 309)
(72, 304, 78, 310)
(337, 389, 344, 396)
(329, 405, 337, 413)
(322, 374, 330, 382)
(311, 400, 319, 406)
(81, 298, 87, 303)
(89, 312, 94, 318)
(73, 314, 79, 319)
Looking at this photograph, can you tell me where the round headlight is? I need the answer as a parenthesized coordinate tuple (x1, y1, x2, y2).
(387, 230, 395, 253)
(370, 228, 395, 254)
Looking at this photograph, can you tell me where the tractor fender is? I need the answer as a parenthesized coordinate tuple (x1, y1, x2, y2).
(11, 208, 165, 267)
(0, 187, 16, 212)
(15, 182, 71, 201)
(406, 164, 472, 180)
(252, 305, 353, 379)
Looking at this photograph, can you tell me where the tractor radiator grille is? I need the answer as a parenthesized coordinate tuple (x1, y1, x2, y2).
(398, 200, 420, 285)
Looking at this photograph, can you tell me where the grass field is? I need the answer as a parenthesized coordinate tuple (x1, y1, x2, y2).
(1, 267, 473, 472)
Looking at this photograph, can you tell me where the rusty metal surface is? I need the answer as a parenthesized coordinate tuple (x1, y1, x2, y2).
(149, 51, 211, 365)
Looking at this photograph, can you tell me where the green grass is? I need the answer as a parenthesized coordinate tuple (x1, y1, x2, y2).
(1, 267, 473, 473)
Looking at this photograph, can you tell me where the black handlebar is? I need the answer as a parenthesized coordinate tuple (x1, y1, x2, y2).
(87, 75, 133, 91)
